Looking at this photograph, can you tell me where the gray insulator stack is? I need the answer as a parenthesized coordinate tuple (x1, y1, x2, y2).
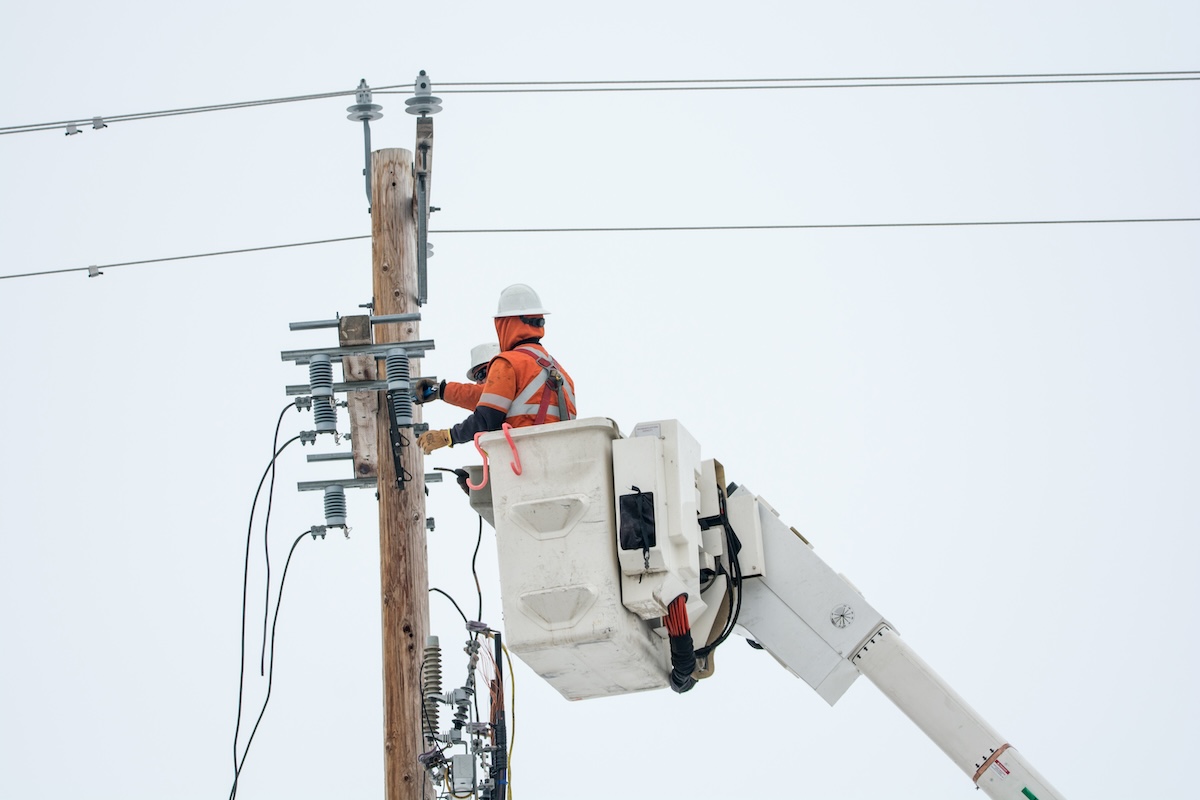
(386, 348, 414, 427)
(422, 636, 442, 741)
(452, 689, 470, 731)
(309, 354, 337, 433)
(323, 484, 347, 528)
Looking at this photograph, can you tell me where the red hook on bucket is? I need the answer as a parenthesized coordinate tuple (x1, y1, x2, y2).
(502, 423, 522, 476)
(465, 423, 522, 491)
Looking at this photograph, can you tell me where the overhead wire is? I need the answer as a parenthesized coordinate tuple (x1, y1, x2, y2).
(431, 218, 1200, 233)
(404, 73, 1200, 95)
(0, 235, 371, 281)
(3, 71, 1195, 283)
(431, 69, 1200, 87)
(0, 83, 409, 136)
(3, 217, 1197, 282)
(3, 70, 1196, 136)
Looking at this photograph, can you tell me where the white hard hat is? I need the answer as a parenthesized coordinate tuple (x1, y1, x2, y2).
(495, 283, 549, 318)
(467, 343, 501, 381)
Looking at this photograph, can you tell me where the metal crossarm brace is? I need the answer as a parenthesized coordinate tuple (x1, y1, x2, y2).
(279, 339, 435, 365)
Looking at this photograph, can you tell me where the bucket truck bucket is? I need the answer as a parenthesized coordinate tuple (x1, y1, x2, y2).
(478, 418, 669, 700)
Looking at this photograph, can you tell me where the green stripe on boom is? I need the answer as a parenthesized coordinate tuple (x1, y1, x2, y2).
(1021, 789, 1039, 800)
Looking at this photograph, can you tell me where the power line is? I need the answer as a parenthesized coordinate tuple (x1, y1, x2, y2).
(0, 83, 411, 136)
(0, 235, 371, 280)
(432, 70, 1200, 87)
(2, 217, 1196, 282)
(431, 218, 1200, 233)
(402, 74, 1200, 95)
(4, 71, 1197, 136)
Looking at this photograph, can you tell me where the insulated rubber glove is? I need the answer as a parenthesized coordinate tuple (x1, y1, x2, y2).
(418, 429, 453, 454)
(413, 378, 442, 405)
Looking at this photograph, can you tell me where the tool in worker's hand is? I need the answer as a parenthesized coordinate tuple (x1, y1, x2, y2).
(414, 378, 441, 404)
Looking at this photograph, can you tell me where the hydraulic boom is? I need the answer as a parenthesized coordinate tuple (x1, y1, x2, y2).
(464, 417, 1065, 800)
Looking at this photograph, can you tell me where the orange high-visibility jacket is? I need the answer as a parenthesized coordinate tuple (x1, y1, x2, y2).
(477, 343, 577, 427)
(443, 381, 484, 411)
(448, 317, 576, 445)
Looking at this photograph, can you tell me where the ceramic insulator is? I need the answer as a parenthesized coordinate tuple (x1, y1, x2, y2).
(323, 485, 347, 528)
(422, 636, 442, 741)
(386, 348, 414, 427)
(309, 354, 337, 433)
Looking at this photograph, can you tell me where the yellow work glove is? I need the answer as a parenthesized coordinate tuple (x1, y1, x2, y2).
(418, 429, 453, 454)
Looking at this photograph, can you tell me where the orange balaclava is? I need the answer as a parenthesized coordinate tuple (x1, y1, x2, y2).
(495, 315, 545, 352)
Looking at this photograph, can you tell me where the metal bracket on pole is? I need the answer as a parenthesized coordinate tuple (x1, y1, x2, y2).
(296, 472, 442, 492)
(408, 71, 441, 306)
(307, 451, 353, 463)
(284, 376, 437, 396)
(416, 165, 430, 306)
(347, 79, 383, 212)
(279, 339, 435, 366)
(289, 312, 422, 332)
(298, 477, 379, 492)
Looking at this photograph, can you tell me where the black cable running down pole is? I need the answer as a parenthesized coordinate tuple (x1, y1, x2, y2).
(492, 632, 507, 794)
(260, 403, 295, 675)
(230, 434, 301, 795)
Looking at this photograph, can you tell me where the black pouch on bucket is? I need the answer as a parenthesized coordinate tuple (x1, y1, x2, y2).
(618, 488, 656, 552)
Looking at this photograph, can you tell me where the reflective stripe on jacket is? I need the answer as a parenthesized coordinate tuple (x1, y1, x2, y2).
(476, 343, 576, 427)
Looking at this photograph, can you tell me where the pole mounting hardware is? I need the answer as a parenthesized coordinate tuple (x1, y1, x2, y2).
(405, 70, 443, 116)
(347, 79, 384, 210)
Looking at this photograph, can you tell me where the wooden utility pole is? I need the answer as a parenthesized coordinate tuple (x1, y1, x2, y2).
(371, 147, 431, 800)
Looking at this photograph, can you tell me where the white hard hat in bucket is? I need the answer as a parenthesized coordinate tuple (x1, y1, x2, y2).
(467, 343, 501, 382)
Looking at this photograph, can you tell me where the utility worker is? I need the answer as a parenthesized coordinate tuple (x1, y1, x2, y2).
(416, 284, 576, 454)
(437, 342, 501, 412)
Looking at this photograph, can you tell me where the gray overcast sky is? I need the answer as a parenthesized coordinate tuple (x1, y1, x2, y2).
(2, 2, 1197, 799)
